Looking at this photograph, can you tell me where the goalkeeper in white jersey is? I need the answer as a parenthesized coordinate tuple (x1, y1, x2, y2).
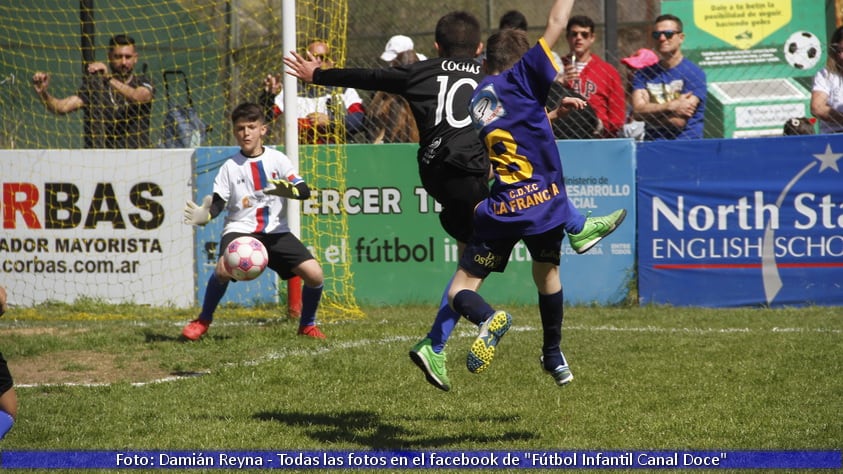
(181, 102, 326, 341)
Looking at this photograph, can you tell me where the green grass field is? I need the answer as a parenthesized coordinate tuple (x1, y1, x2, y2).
(0, 301, 840, 471)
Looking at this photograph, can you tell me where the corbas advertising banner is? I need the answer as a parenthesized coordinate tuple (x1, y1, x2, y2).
(1, 149, 194, 306)
(638, 136, 843, 307)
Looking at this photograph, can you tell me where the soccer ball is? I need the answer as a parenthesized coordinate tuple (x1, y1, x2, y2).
(783, 31, 821, 70)
(222, 236, 268, 281)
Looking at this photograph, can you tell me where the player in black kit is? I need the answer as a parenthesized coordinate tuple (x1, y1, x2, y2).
(284, 12, 488, 392)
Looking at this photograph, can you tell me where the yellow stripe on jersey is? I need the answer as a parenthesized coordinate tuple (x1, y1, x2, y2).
(538, 37, 561, 73)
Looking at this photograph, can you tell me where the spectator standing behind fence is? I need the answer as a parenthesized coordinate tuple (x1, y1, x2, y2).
(630, 14, 706, 140)
(499, 10, 528, 31)
(620, 48, 659, 141)
(260, 40, 365, 144)
(810, 25, 843, 134)
(31, 34, 154, 148)
(551, 15, 625, 138)
(366, 50, 420, 143)
(380, 35, 427, 63)
(0, 286, 17, 440)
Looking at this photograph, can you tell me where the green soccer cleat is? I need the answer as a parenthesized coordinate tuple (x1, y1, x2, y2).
(540, 355, 574, 386)
(568, 209, 627, 254)
(466, 311, 512, 374)
(409, 338, 450, 392)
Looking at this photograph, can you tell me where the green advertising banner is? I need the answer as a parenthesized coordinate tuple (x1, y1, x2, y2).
(664, 0, 827, 81)
(662, 0, 828, 138)
(303, 141, 636, 306)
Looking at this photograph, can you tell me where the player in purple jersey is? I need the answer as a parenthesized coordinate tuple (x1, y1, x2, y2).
(449, 0, 626, 387)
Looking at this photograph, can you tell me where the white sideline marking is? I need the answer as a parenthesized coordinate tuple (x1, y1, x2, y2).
(13, 323, 839, 389)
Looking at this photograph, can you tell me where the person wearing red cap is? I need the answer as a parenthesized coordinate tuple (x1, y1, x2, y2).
(630, 14, 707, 140)
(619, 48, 658, 140)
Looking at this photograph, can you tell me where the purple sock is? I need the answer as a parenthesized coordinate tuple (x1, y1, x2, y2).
(0, 410, 13, 440)
(427, 277, 461, 353)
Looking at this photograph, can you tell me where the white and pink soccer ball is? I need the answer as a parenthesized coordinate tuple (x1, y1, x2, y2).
(222, 236, 268, 281)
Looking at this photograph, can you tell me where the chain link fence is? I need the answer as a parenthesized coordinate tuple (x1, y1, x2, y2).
(0, 0, 836, 148)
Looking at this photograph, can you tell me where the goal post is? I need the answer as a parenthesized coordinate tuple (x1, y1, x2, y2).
(283, 0, 303, 319)
(289, 0, 364, 320)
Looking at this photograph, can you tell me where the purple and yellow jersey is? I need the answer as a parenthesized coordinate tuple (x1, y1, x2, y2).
(469, 38, 575, 239)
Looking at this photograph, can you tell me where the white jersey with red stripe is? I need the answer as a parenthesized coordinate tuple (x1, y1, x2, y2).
(213, 146, 303, 236)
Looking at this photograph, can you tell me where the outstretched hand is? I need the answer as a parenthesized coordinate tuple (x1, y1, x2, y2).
(263, 73, 283, 95)
(548, 96, 587, 120)
(282, 50, 322, 83)
(31, 72, 50, 94)
(183, 195, 212, 226)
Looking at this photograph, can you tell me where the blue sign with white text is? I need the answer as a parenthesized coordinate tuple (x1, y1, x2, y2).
(637, 136, 843, 307)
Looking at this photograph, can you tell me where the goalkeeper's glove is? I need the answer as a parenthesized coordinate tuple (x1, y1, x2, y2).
(262, 179, 300, 199)
(183, 195, 212, 226)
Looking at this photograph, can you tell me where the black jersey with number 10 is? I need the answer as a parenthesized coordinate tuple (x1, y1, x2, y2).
(312, 58, 488, 174)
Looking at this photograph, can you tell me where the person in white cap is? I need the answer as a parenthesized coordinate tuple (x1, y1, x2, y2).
(380, 35, 427, 63)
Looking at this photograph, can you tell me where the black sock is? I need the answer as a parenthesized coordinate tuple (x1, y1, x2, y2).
(452, 289, 494, 325)
(539, 289, 564, 368)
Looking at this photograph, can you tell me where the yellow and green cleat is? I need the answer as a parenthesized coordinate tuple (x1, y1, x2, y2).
(466, 311, 512, 374)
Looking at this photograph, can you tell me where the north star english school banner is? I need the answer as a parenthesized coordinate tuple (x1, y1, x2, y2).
(637, 135, 843, 307)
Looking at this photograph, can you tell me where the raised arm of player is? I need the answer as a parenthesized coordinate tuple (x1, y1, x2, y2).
(283, 50, 321, 83)
(543, 0, 576, 50)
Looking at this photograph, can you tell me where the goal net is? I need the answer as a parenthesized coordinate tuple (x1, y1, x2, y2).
(0, 0, 363, 320)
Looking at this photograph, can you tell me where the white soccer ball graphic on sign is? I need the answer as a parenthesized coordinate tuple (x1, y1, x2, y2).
(222, 236, 268, 281)
(784, 31, 821, 70)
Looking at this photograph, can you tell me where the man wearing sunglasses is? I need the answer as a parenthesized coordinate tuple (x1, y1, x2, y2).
(260, 40, 365, 145)
(630, 14, 706, 140)
(551, 15, 625, 138)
